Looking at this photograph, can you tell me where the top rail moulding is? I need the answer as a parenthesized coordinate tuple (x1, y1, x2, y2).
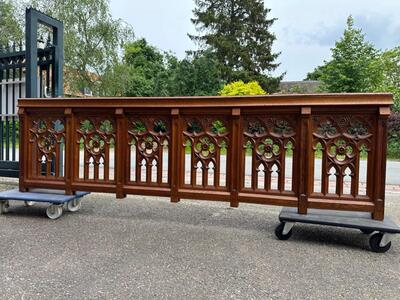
(18, 93, 393, 108)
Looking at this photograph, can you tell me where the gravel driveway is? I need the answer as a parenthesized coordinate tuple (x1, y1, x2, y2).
(0, 179, 399, 300)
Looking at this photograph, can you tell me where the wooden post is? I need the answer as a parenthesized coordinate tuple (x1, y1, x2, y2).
(115, 108, 126, 199)
(298, 106, 312, 214)
(170, 108, 180, 203)
(372, 106, 390, 220)
(64, 108, 73, 195)
(18, 108, 28, 192)
(230, 108, 241, 208)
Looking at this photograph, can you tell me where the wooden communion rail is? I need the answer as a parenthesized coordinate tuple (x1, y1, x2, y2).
(18, 93, 393, 220)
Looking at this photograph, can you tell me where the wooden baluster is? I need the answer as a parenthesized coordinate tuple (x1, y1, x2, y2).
(104, 140, 110, 181)
(146, 158, 152, 184)
(190, 147, 196, 186)
(157, 142, 163, 184)
(54, 135, 60, 178)
(135, 145, 141, 183)
(83, 151, 89, 180)
(230, 108, 240, 208)
(265, 164, 271, 191)
(279, 151, 285, 192)
(321, 145, 328, 195)
(94, 159, 99, 180)
(73, 114, 80, 182)
(251, 145, 257, 190)
(372, 106, 390, 220)
(214, 147, 220, 187)
(64, 108, 73, 194)
(352, 154, 360, 197)
(264, 165, 269, 191)
(170, 109, 180, 203)
(298, 107, 312, 214)
(115, 108, 126, 199)
(202, 162, 208, 187)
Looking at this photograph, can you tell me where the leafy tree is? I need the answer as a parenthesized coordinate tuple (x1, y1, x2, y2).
(189, 0, 282, 93)
(305, 65, 327, 81)
(307, 16, 381, 93)
(20, 0, 134, 96)
(375, 47, 400, 112)
(0, 0, 23, 45)
(107, 40, 223, 97)
(120, 38, 170, 97)
(220, 80, 266, 96)
(169, 50, 223, 96)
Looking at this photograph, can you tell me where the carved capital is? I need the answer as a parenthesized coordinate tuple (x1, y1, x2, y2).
(301, 107, 311, 115)
(232, 108, 241, 116)
(379, 106, 391, 116)
(115, 108, 124, 115)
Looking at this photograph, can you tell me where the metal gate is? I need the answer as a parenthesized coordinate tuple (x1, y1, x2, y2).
(0, 8, 63, 177)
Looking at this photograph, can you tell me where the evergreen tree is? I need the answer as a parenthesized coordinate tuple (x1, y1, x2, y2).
(189, 0, 282, 92)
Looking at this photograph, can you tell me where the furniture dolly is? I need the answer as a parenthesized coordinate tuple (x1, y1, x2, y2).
(275, 207, 400, 253)
(0, 189, 89, 219)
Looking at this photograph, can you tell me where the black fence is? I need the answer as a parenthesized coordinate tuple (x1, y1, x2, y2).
(0, 8, 63, 177)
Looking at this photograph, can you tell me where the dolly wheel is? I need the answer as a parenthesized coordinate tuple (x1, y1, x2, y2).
(46, 205, 63, 220)
(24, 201, 35, 207)
(0, 201, 10, 214)
(66, 199, 82, 212)
(275, 222, 293, 240)
(369, 232, 392, 253)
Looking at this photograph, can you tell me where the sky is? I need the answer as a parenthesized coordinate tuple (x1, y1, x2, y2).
(110, 0, 400, 81)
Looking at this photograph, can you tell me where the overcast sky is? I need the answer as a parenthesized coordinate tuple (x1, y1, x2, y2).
(110, 0, 400, 81)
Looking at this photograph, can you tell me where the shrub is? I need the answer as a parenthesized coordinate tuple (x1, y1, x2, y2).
(219, 80, 266, 96)
(388, 112, 400, 159)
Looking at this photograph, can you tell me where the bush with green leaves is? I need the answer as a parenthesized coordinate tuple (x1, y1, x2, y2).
(219, 80, 266, 96)
(388, 112, 400, 159)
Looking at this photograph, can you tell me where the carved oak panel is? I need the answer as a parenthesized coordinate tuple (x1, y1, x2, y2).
(182, 116, 230, 188)
(128, 116, 170, 185)
(242, 115, 297, 193)
(29, 117, 65, 178)
(76, 117, 116, 181)
(312, 115, 375, 198)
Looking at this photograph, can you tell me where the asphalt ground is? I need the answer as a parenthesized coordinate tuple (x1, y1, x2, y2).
(0, 179, 399, 300)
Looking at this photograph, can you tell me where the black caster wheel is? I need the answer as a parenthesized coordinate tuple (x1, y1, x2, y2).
(275, 222, 293, 240)
(369, 232, 391, 253)
(360, 228, 374, 235)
